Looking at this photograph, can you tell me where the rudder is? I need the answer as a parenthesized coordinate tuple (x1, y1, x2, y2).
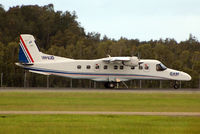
(19, 34, 41, 64)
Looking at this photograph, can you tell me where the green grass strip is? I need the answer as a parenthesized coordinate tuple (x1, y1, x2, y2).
(0, 91, 200, 112)
(0, 114, 200, 134)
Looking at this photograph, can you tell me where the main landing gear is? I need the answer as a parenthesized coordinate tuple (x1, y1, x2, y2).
(104, 82, 116, 88)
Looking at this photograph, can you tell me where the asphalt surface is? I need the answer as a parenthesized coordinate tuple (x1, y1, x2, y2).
(0, 87, 200, 93)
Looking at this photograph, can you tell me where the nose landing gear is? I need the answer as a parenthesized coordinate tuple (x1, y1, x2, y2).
(173, 81, 180, 89)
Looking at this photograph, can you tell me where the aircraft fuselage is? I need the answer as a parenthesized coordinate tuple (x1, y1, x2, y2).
(16, 34, 191, 88)
(17, 58, 191, 82)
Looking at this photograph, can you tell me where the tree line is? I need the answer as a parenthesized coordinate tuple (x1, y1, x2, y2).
(0, 4, 199, 88)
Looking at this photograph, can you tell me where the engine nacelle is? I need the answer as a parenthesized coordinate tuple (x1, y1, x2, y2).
(122, 56, 139, 66)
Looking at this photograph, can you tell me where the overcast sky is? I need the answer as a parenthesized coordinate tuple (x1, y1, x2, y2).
(1, 0, 200, 42)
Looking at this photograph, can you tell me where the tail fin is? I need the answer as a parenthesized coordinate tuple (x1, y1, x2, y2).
(19, 34, 41, 64)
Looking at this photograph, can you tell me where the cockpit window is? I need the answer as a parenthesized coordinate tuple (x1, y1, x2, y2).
(156, 63, 167, 71)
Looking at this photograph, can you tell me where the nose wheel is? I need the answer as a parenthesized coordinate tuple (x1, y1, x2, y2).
(104, 82, 116, 88)
(173, 81, 180, 89)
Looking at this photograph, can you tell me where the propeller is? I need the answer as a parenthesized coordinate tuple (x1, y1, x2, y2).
(137, 52, 143, 66)
(107, 54, 111, 58)
(137, 52, 140, 60)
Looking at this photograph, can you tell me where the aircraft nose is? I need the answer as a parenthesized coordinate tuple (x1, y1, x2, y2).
(182, 72, 192, 81)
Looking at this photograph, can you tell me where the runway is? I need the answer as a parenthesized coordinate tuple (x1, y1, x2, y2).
(0, 87, 200, 93)
(0, 111, 200, 116)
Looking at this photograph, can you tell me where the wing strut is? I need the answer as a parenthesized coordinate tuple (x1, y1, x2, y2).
(122, 81, 128, 88)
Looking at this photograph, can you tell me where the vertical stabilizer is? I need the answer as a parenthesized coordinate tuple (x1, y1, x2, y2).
(19, 34, 41, 64)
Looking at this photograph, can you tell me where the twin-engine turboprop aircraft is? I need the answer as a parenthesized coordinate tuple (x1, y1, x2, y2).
(15, 34, 191, 88)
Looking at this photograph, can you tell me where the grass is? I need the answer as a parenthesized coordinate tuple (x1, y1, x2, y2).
(0, 90, 200, 134)
(0, 91, 200, 112)
(0, 114, 200, 134)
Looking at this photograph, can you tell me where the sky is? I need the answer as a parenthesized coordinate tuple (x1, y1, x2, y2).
(1, 0, 200, 42)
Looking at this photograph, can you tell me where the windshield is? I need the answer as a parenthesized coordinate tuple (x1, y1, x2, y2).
(156, 63, 167, 71)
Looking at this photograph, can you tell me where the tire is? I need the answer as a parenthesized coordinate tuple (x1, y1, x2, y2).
(104, 82, 109, 88)
(109, 83, 115, 88)
(104, 82, 115, 88)
(173, 84, 180, 89)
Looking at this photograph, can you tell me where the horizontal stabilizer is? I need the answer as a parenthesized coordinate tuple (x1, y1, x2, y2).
(29, 70, 50, 75)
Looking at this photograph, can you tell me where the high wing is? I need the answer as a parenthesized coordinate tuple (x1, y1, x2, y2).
(103, 56, 130, 62)
(103, 56, 140, 66)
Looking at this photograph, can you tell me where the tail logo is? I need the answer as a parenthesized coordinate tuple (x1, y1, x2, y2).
(19, 36, 34, 63)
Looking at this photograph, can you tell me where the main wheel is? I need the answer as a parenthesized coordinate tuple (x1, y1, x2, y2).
(108, 82, 115, 88)
(104, 82, 109, 88)
(104, 82, 115, 88)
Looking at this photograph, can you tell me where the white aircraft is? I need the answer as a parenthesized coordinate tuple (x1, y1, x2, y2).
(16, 34, 191, 88)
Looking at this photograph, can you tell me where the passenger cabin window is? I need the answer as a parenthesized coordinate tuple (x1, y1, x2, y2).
(144, 64, 149, 70)
(104, 65, 108, 69)
(156, 63, 167, 71)
(114, 65, 118, 70)
(86, 65, 91, 69)
(131, 66, 135, 70)
(95, 64, 100, 69)
(77, 65, 81, 69)
(120, 66, 124, 70)
(139, 65, 143, 70)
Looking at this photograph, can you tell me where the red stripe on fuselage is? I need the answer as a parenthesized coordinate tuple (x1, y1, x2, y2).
(20, 35, 34, 63)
